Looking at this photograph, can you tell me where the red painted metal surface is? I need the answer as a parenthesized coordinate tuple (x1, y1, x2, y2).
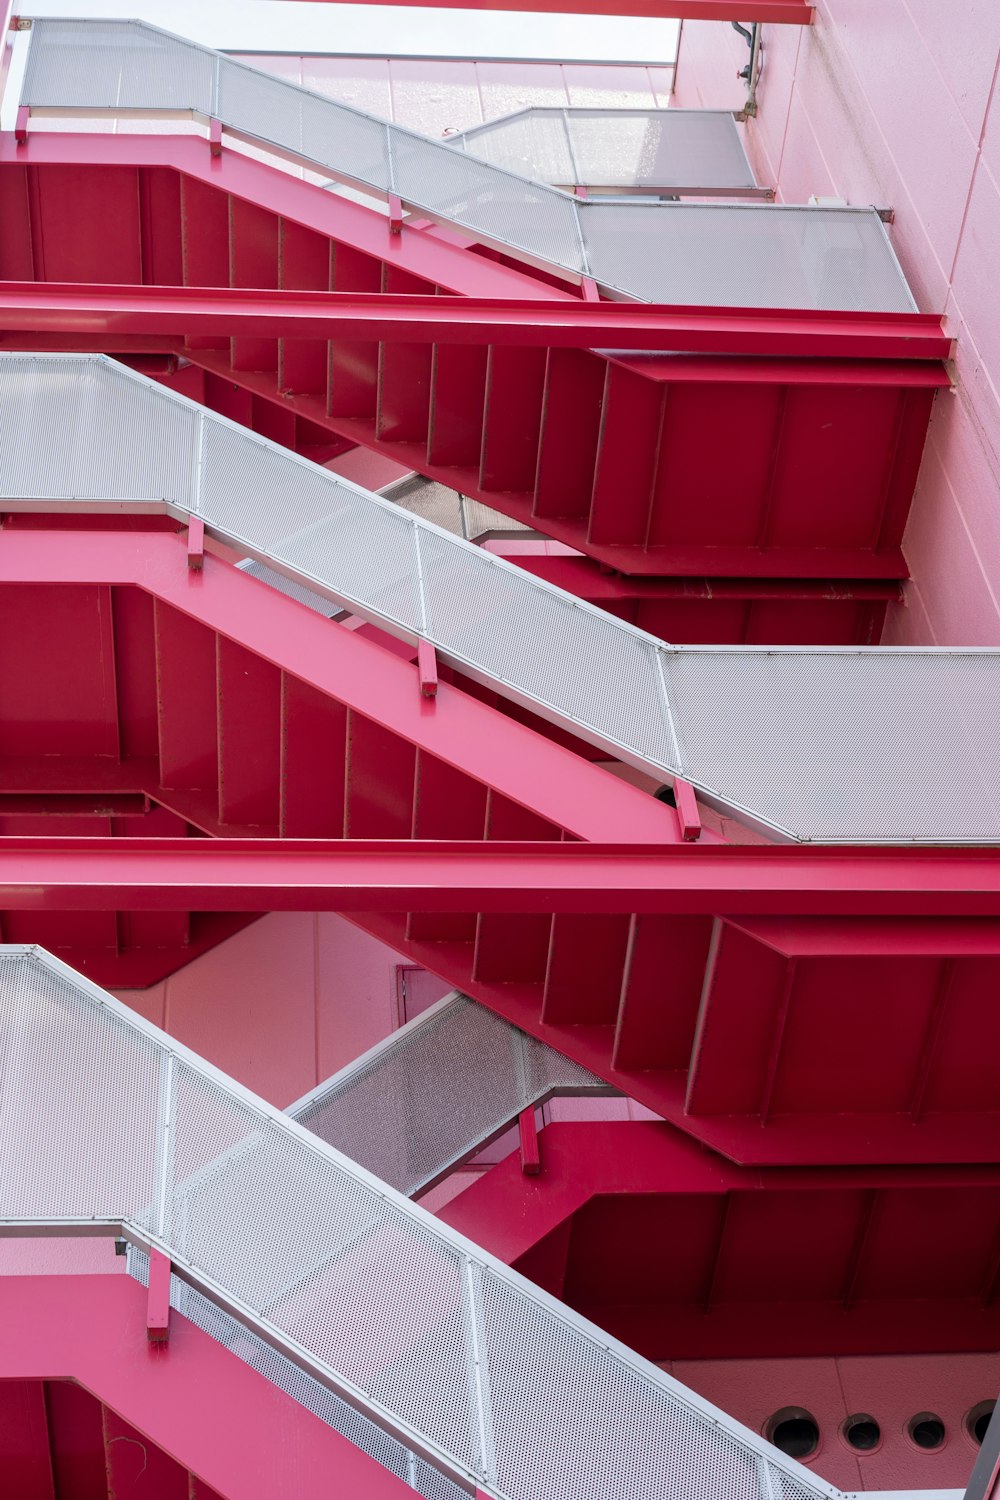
(0, 137, 944, 581)
(279, 0, 813, 16)
(0, 282, 950, 360)
(0, 1274, 413, 1499)
(441, 1123, 1000, 1361)
(0, 525, 683, 982)
(0, 528, 673, 841)
(186, 516, 205, 570)
(518, 1107, 541, 1175)
(0, 527, 998, 1162)
(4, 840, 1000, 916)
(673, 778, 702, 841)
(480, 548, 899, 645)
(417, 639, 439, 698)
(146, 1248, 171, 1342)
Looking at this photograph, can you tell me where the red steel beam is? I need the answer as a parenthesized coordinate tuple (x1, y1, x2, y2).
(2, 838, 1000, 915)
(0, 1274, 414, 1500)
(0, 529, 678, 848)
(0, 280, 950, 360)
(279, 0, 812, 17)
(0, 134, 567, 304)
(478, 552, 905, 605)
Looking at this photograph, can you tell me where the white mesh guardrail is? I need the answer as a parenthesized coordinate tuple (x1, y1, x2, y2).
(3, 352, 1000, 845)
(0, 944, 848, 1500)
(287, 992, 610, 1198)
(448, 107, 762, 197)
(126, 1244, 469, 1500)
(18, 17, 915, 312)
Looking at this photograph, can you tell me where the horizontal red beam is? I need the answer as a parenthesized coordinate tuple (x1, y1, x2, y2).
(0, 281, 950, 360)
(479, 551, 905, 603)
(280, 0, 812, 17)
(2, 838, 1000, 914)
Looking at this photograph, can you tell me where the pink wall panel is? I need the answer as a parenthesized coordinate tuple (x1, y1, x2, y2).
(302, 55, 394, 116)
(675, 8, 1000, 649)
(237, 56, 672, 129)
(822, 0, 985, 280)
(315, 914, 441, 1080)
(153, 913, 319, 1108)
(109, 912, 427, 1108)
(901, 0, 1000, 140)
(561, 64, 659, 107)
(386, 59, 482, 137)
(671, 1351, 1000, 1493)
(0, 1237, 122, 1277)
(325, 447, 414, 491)
(672, 1356, 863, 1492)
(671, 20, 745, 111)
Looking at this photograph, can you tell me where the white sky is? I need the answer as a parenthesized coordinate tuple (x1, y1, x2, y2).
(20, 0, 679, 63)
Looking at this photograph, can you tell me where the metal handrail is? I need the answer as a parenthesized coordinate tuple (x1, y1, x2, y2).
(2, 351, 999, 845)
(448, 106, 767, 197)
(286, 992, 611, 1198)
(16, 16, 915, 311)
(0, 944, 848, 1500)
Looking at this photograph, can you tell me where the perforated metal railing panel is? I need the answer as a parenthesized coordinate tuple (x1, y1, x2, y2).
(0, 946, 848, 1500)
(287, 994, 607, 1197)
(19, 16, 916, 311)
(3, 351, 1000, 844)
(127, 1245, 467, 1500)
(450, 107, 758, 194)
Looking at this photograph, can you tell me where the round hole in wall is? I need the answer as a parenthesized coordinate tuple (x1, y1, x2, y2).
(967, 1402, 996, 1446)
(907, 1413, 946, 1451)
(766, 1409, 820, 1460)
(842, 1414, 881, 1452)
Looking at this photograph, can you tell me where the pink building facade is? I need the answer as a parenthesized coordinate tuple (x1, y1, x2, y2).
(0, 4, 999, 1498)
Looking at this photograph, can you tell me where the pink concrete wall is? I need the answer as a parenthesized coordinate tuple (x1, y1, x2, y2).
(1, 914, 441, 1278)
(113, 912, 447, 1109)
(237, 55, 674, 132)
(671, 1351, 1000, 1492)
(674, 6, 1000, 647)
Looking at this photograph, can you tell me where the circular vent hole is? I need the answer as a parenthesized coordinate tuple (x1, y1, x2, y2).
(767, 1409, 820, 1460)
(907, 1413, 946, 1451)
(843, 1414, 881, 1452)
(967, 1402, 996, 1446)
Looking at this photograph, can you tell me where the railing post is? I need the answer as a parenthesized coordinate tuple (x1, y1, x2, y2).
(654, 645, 685, 777)
(756, 1452, 778, 1500)
(966, 1399, 1000, 1500)
(146, 1246, 172, 1342)
(518, 1107, 541, 1175)
(413, 522, 430, 638)
(189, 407, 206, 519)
(152, 1052, 176, 1240)
(463, 1257, 498, 1491)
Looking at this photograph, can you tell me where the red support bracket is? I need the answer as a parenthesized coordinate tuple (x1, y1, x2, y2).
(417, 638, 438, 698)
(187, 516, 205, 570)
(518, 1107, 541, 1176)
(14, 104, 28, 146)
(146, 1247, 171, 1343)
(581, 277, 600, 302)
(209, 118, 223, 157)
(673, 777, 702, 842)
(388, 194, 404, 235)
